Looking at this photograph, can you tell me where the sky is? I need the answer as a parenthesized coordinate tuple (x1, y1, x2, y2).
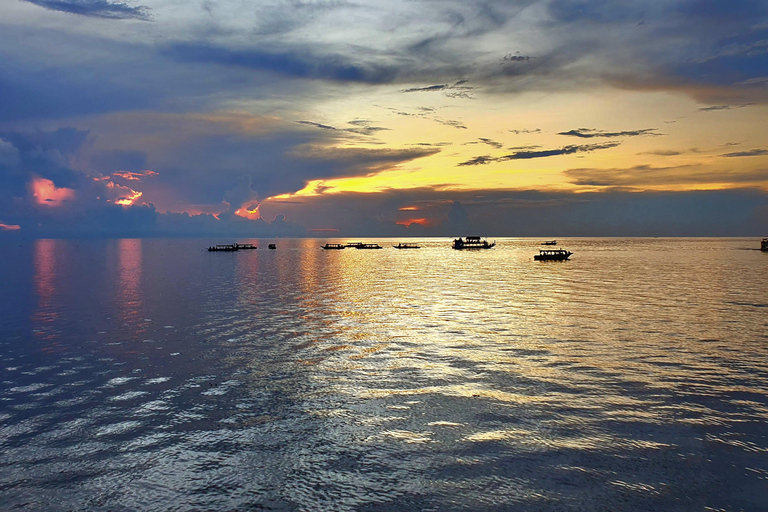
(1, 0, 768, 237)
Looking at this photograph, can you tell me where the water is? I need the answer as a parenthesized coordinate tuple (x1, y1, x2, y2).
(1, 237, 767, 511)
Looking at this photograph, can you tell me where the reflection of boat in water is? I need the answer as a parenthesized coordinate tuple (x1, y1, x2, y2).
(208, 242, 256, 252)
(268, 244, 276, 250)
(542, 240, 557, 245)
(452, 236, 495, 250)
(322, 243, 346, 250)
(393, 243, 420, 249)
(534, 249, 573, 261)
(762, 238, 768, 251)
(356, 243, 383, 249)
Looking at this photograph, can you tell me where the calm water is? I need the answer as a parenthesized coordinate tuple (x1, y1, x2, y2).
(1, 237, 767, 511)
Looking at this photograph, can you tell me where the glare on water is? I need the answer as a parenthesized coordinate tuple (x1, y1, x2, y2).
(1, 237, 767, 510)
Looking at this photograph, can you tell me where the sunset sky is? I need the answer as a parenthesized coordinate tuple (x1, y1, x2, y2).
(2, 0, 768, 237)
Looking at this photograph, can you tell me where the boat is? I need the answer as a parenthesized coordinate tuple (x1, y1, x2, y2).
(208, 244, 238, 252)
(234, 243, 256, 250)
(534, 249, 573, 261)
(321, 243, 346, 250)
(541, 240, 557, 245)
(452, 236, 495, 250)
(268, 244, 276, 249)
(356, 243, 383, 249)
(393, 243, 420, 249)
(762, 238, 768, 251)
(345, 242, 365, 248)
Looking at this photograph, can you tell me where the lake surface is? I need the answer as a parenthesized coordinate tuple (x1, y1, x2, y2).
(1, 237, 767, 511)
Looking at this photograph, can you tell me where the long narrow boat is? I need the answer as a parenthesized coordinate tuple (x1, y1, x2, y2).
(208, 244, 238, 252)
(393, 243, 420, 249)
(234, 243, 256, 250)
(321, 243, 346, 250)
(356, 243, 383, 249)
(534, 249, 573, 261)
(345, 242, 365, 248)
(541, 240, 557, 245)
(452, 236, 495, 250)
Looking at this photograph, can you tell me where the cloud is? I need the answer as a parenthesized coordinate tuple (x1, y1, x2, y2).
(722, 149, 768, 157)
(558, 128, 661, 138)
(163, 42, 397, 84)
(564, 164, 768, 187)
(457, 142, 621, 165)
(509, 129, 541, 135)
(22, 0, 151, 20)
(478, 138, 503, 149)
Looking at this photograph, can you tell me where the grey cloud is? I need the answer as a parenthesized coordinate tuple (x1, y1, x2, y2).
(297, 121, 337, 130)
(699, 105, 732, 111)
(478, 138, 503, 149)
(457, 141, 621, 165)
(558, 128, 661, 138)
(509, 129, 541, 134)
(564, 164, 768, 187)
(22, 0, 151, 20)
(722, 149, 768, 157)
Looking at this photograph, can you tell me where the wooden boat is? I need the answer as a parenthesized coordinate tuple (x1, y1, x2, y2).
(762, 238, 768, 251)
(356, 243, 383, 249)
(452, 236, 495, 250)
(393, 243, 420, 249)
(541, 240, 557, 245)
(321, 243, 346, 250)
(268, 244, 276, 249)
(345, 242, 365, 248)
(208, 244, 238, 252)
(234, 243, 256, 250)
(534, 249, 573, 261)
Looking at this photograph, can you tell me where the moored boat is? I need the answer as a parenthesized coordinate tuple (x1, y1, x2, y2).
(452, 236, 495, 250)
(393, 243, 420, 249)
(534, 249, 573, 261)
(321, 243, 346, 250)
(208, 244, 238, 252)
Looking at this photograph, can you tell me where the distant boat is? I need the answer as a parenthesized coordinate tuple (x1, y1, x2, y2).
(268, 244, 276, 250)
(762, 238, 768, 251)
(207, 242, 256, 251)
(541, 240, 557, 245)
(356, 243, 383, 249)
(208, 244, 238, 252)
(321, 243, 346, 250)
(534, 249, 573, 261)
(345, 242, 365, 248)
(393, 243, 420, 249)
(452, 236, 495, 250)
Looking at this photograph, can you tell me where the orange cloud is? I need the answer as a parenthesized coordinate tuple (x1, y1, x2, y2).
(396, 217, 434, 227)
(0, 222, 21, 231)
(234, 203, 261, 220)
(113, 170, 159, 181)
(106, 181, 143, 206)
(31, 177, 75, 206)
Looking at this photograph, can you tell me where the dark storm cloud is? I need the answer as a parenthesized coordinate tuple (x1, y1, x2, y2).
(163, 43, 397, 83)
(558, 128, 661, 138)
(262, 186, 768, 237)
(22, 0, 151, 20)
(722, 149, 768, 157)
(457, 142, 621, 165)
